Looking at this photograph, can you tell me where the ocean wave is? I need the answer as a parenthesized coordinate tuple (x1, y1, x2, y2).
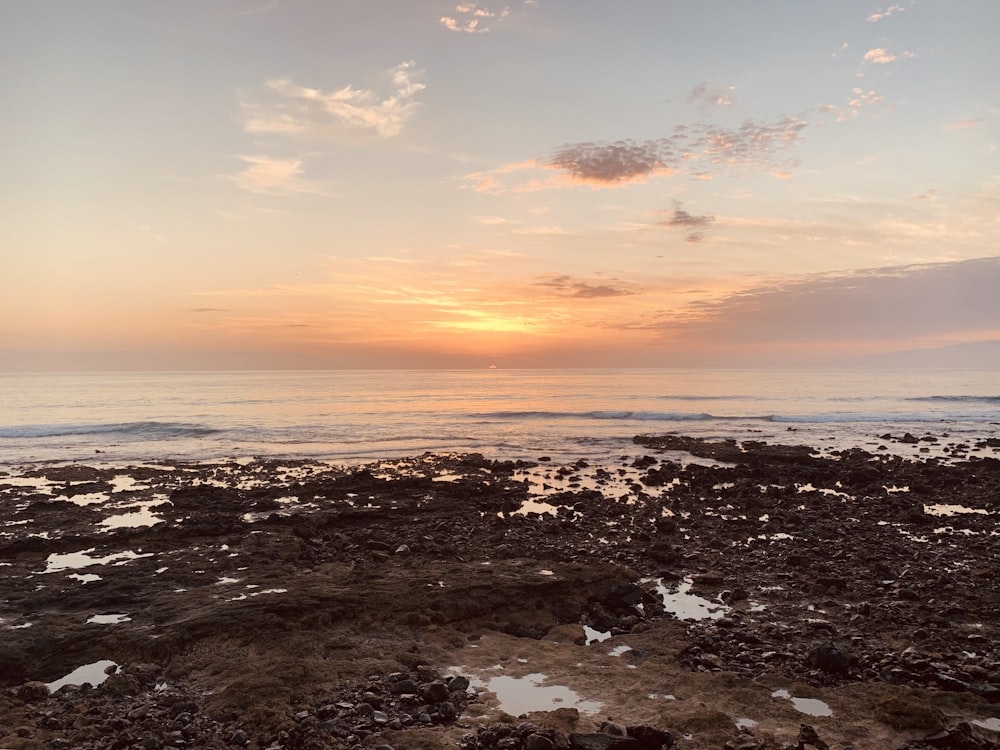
(473, 410, 718, 421)
(657, 394, 758, 401)
(907, 395, 1000, 404)
(0, 421, 219, 440)
(770, 413, 974, 424)
(473, 409, 997, 425)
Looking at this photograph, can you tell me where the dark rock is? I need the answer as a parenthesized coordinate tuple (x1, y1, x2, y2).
(526, 734, 557, 750)
(16, 681, 50, 702)
(389, 679, 419, 695)
(437, 701, 457, 720)
(808, 644, 852, 675)
(421, 680, 451, 704)
(569, 733, 644, 750)
(919, 722, 999, 749)
(934, 673, 971, 692)
(627, 724, 675, 749)
(796, 723, 829, 750)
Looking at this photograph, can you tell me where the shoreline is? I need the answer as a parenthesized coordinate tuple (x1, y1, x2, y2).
(2, 435, 999, 749)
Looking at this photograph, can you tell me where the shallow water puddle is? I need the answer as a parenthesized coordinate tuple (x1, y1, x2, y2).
(42, 549, 153, 573)
(55, 491, 110, 506)
(646, 577, 728, 620)
(925, 503, 991, 516)
(99, 503, 165, 529)
(68, 573, 102, 584)
(110, 474, 149, 492)
(432, 473, 466, 483)
(229, 586, 288, 601)
(87, 613, 131, 624)
(584, 625, 612, 644)
(476, 672, 602, 715)
(45, 660, 118, 692)
(771, 688, 832, 717)
(512, 499, 564, 516)
(0, 475, 57, 490)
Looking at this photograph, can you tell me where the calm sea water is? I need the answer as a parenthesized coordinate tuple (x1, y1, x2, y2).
(1, 369, 998, 466)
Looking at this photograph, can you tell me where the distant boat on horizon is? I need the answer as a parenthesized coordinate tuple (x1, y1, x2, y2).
(488, 364, 498, 369)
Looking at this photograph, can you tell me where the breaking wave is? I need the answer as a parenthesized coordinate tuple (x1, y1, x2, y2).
(0, 421, 220, 440)
(907, 395, 1000, 404)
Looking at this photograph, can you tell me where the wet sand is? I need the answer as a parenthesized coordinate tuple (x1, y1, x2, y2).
(1, 434, 999, 749)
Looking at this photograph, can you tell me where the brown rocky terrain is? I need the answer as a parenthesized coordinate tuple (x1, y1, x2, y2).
(1, 434, 999, 749)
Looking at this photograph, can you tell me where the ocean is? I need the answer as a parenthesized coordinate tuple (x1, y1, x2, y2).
(1, 368, 999, 466)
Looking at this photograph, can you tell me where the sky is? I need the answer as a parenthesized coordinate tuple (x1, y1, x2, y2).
(2, 0, 999, 370)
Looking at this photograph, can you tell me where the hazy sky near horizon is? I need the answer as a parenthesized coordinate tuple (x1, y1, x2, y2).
(2, 0, 998, 370)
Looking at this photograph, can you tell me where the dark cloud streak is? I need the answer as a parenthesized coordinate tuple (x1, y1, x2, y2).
(535, 274, 635, 298)
(548, 139, 670, 184)
(658, 201, 715, 243)
(659, 257, 1000, 344)
(543, 116, 807, 185)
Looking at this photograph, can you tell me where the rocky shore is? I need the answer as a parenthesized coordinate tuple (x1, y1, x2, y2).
(2, 434, 999, 749)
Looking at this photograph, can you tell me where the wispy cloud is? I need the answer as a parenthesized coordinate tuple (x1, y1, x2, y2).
(944, 118, 984, 131)
(657, 257, 1000, 348)
(535, 274, 636, 299)
(820, 87, 890, 122)
(863, 47, 916, 65)
(657, 201, 716, 243)
(137, 225, 166, 243)
(241, 61, 425, 138)
(867, 4, 905, 23)
(230, 155, 324, 195)
(863, 47, 896, 64)
(225, 1, 280, 20)
(466, 116, 808, 192)
(512, 225, 572, 236)
(440, 2, 511, 33)
(688, 81, 736, 110)
(548, 139, 670, 184)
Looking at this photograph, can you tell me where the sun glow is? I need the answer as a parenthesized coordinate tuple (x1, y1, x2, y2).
(425, 310, 540, 334)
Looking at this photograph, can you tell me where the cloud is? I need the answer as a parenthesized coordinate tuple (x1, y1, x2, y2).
(944, 118, 984, 131)
(226, 1, 280, 20)
(137, 225, 166, 243)
(862, 48, 916, 65)
(863, 48, 896, 64)
(867, 4, 905, 22)
(688, 81, 736, 110)
(657, 201, 715, 243)
(658, 257, 1000, 347)
(466, 115, 808, 192)
(230, 155, 323, 195)
(241, 61, 425, 138)
(512, 225, 572, 236)
(696, 117, 807, 168)
(820, 87, 890, 122)
(440, 2, 512, 33)
(548, 139, 671, 184)
(535, 274, 635, 298)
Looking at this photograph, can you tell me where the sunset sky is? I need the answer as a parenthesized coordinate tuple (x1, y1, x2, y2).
(2, 0, 998, 370)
